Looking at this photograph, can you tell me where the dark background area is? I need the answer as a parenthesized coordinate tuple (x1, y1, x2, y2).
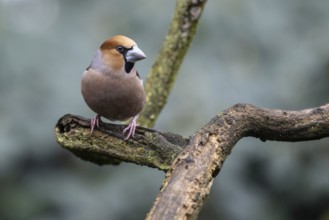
(0, 0, 329, 219)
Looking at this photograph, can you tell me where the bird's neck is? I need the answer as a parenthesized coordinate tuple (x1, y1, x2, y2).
(90, 49, 137, 76)
(90, 49, 110, 74)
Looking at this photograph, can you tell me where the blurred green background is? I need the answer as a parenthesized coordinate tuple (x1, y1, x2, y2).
(1, 0, 329, 220)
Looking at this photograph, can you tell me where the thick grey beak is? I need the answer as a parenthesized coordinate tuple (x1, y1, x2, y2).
(126, 45, 146, 63)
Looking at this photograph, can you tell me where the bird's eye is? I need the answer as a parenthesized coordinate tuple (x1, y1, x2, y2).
(116, 46, 125, 54)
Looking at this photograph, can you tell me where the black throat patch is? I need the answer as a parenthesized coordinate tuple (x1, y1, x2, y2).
(125, 62, 134, 73)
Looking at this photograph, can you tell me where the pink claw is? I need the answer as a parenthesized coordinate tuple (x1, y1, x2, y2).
(90, 115, 101, 135)
(123, 116, 138, 140)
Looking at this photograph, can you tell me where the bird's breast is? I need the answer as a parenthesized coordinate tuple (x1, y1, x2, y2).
(81, 69, 146, 121)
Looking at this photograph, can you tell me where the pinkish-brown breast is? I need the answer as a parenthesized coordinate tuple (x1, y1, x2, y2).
(81, 68, 146, 121)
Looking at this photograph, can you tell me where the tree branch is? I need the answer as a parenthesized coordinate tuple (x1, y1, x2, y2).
(55, 103, 329, 219)
(55, 114, 188, 171)
(138, 0, 207, 127)
(145, 103, 329, 220)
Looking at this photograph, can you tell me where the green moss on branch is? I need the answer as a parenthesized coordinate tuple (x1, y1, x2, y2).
(138, 0, 207, 127)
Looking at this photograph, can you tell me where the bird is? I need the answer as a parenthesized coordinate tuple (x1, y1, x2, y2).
(81, 35, 146, 140)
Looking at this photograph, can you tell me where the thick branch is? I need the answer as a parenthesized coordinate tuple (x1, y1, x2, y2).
(55, 114, 188, 171)
(146, 103, 329, 220)
(138, 0, 207, 127)
(55, 103, 329, 219)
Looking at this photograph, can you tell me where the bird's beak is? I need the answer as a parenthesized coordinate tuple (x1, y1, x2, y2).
(126, 45, 146, 63)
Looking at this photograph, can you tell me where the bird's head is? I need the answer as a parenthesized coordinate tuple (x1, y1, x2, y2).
(99, 35, 146, 73)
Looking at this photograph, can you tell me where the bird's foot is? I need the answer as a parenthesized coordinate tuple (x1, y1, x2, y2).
(90, 115, 101, 135)
(123, 116, 138, 140)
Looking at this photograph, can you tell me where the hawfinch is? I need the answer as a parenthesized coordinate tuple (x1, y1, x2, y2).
(81, 35, 146, 140)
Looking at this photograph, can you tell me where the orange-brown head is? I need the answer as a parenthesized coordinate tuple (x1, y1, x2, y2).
(97, 35, 146, 73)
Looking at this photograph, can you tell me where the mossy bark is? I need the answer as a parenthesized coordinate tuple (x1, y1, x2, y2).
(55, 104, 329, 219)
(138, 0, 207, 127)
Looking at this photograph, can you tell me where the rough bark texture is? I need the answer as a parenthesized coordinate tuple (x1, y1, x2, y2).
(55, 114, 188, 171)
(55, 103, 329, 219)
(145, 103, 329, 220)
(138, 0, 207, 127)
